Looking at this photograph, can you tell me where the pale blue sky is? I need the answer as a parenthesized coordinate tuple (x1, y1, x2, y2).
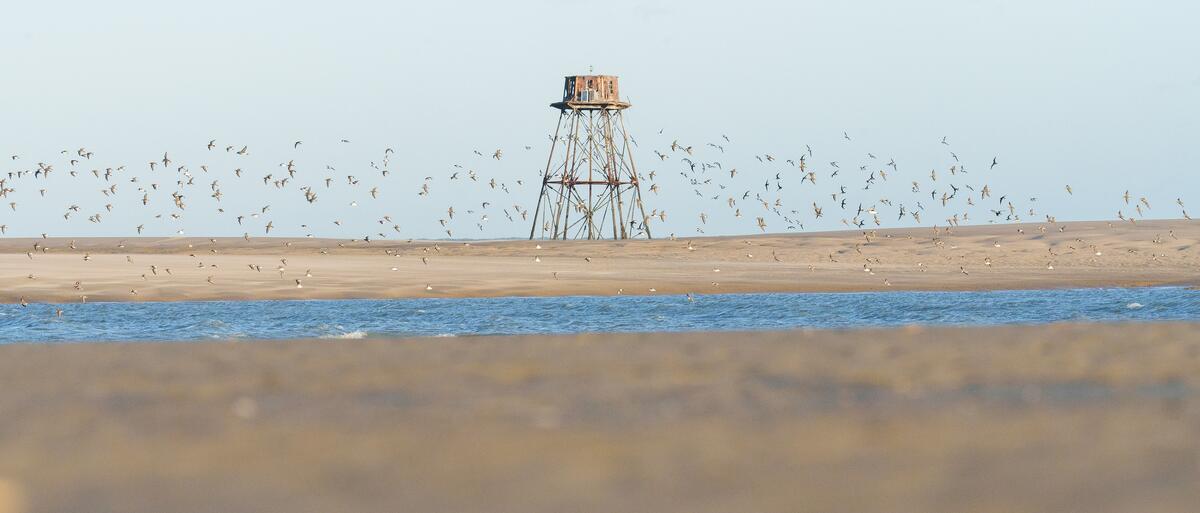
(1, 0, 1197, 238)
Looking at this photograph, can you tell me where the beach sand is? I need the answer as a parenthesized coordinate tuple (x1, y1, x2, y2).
(0, 220, 1197, 303)
(0, 323, 1198, 512)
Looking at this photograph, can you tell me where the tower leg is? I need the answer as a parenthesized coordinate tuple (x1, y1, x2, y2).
(617, 111, 651, 239)
(553, 112, 583, 239)
(530, 112, 567, 239)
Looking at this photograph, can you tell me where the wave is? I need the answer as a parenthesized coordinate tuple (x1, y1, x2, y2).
(320, 330, 369, 339)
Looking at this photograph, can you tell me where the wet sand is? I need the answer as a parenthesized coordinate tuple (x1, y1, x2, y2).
(1, 323, 1199, 512)
(1, 220, 1197, 303)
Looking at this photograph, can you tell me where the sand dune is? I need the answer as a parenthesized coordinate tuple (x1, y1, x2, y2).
(1, 323, 1198, 512)
(1, 220, 1197, 303)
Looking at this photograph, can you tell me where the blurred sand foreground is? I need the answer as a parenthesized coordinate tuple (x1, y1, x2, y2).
(0, 220, 1197, 303)
(1, 323, 1199, 512)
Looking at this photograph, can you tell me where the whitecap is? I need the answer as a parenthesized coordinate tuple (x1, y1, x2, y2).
(321, 330, 368, 339)
(1126, 303, 1144, 310)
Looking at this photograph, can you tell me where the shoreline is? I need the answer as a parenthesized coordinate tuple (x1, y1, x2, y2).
(1, 219, 1197, 304)
(0, 281, 1196, 308)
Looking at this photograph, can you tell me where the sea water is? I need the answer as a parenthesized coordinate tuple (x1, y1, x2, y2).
(0, 287, 1197, 343)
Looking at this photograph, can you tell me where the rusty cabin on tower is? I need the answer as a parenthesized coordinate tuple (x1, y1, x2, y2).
(552, 75, 631, 110)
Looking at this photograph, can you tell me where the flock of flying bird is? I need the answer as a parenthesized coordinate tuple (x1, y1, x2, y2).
(2, 139, 541, 240)
(1, 131, 1190, 240)
(0, 129, 1194, 306)
(666, 131, 1189, 236)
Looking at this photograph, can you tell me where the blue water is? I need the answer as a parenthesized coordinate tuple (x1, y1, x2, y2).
(0, 287, 1197, 343)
